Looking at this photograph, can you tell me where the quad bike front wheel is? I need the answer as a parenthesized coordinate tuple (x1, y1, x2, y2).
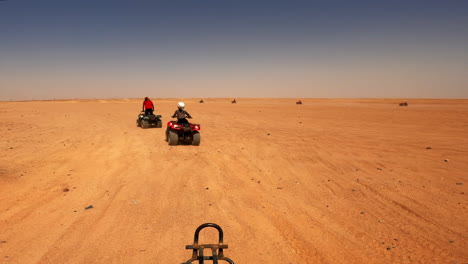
(136, 120, 141, 127)
(169, 130, 179, 145)
(156, 120, 162, 128)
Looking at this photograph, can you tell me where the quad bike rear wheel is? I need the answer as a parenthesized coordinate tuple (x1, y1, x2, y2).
(136, 120, 141, 127)
(192, 131, 200, 146)
(169, 130, 179, 145)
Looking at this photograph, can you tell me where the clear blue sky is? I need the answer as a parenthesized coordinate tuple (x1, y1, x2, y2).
(1, 0, 467, 100)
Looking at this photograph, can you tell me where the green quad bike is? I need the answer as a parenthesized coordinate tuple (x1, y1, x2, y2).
(136, 111, 162, 129)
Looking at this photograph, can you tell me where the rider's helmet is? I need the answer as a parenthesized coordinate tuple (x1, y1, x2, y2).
(177, 102, 185, 110)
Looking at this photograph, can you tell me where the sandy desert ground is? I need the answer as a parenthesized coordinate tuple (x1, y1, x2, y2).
(0, 98, 467, 264)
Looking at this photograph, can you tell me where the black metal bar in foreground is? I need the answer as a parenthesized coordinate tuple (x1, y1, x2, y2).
(181, 223, 235, 264)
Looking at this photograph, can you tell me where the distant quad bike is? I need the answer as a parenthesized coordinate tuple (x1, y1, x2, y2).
(199, 99, 204, 103)
(166, 120, 201, 146)
(136, 112, 162, 129)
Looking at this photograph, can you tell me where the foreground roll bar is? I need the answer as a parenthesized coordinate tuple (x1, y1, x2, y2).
(181, 223, 235, 264)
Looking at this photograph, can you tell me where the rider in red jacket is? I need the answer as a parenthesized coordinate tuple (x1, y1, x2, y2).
(142, 97, 154, 115)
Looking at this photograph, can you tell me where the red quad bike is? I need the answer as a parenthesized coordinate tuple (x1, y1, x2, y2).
(166, 120, 201, 146)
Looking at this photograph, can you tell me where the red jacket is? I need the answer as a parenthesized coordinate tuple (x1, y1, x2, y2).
(143, 100, 154, 109)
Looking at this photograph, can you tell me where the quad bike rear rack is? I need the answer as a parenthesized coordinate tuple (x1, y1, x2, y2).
(182, 223, 235, 264)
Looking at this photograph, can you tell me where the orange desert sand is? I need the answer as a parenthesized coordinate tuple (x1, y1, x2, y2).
(0, 98, 467, 264)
